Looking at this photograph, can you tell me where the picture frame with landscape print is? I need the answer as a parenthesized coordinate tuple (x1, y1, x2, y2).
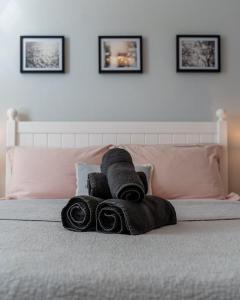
(99, 36, 143, 73)
(20, 36, 65, 73)
(176, 35, 221, 72)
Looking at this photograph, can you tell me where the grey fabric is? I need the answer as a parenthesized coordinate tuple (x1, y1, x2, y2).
(172, 198, 240, 221)
(1, 198, 240, 223)
(76, 163, 152, 196)
(61, 195, 104, 231)
(96, 196, 177, 235)
(101, 148, 145, 202)
(1, 199, 240, 300)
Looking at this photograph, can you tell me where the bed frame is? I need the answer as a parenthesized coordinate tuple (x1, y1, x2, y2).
(5, 108, 228, 194)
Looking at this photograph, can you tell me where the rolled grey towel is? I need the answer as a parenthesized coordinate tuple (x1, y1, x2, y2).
(61, 196, 104, 232)
(96, 196, 177, 235)
(136, 171, 148, 194)
(87, 171, 148, 199)
(87, 173, 112, 199)
(101, 148, 146, 202)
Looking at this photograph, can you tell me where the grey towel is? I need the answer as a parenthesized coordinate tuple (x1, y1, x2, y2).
(87, 173, 112, 199)
(87, 171, 148, 199)
(101, 148, 146, 202)
(136, 171, 148, 194)
(61, 196, 104, 232)
(96, 196, 177, 235)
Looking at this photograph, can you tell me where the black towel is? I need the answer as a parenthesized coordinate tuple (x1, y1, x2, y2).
(96, 196, 177, 235)
(136, 171, 148, 194)
(87, 173, 112, 199)
(87, 171, 148, 199)
(101, 148, 146, 202)
(61, 196, 104, 231)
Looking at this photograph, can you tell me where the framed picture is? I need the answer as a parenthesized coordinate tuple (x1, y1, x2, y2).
(20, 36, 65, 73)
(98, 36, 143, 73)
(176, 35, 221, 72)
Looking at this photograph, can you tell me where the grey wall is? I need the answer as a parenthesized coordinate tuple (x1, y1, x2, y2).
(0, 0, 240, 195)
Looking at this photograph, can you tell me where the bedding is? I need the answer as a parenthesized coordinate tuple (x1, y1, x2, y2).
(6, 145, 111, 199)
(119, 144, 225, 199)
(1, 198, 240, 300)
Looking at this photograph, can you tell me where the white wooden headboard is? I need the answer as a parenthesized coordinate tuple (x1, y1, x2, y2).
(6, 108, 228, 194)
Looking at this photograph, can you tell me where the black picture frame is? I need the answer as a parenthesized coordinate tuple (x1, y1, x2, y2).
(20, 36, 65, 73)
(176, 35, 221, 73)
(98, 35, 143, 73)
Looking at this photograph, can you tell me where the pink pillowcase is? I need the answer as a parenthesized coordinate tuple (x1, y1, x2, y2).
(119, 144, 225, 199)
(6, 146, 111, 199)
(6, 144, 225, 200)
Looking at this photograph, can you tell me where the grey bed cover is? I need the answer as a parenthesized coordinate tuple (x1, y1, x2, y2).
(0, 198, 240, 300)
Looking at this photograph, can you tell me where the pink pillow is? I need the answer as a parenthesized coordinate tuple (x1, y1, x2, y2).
(119, 144, 225, 199)
(7, 146, 111, 199)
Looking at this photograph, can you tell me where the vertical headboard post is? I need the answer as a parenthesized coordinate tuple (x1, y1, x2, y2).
(216, 108, 228, 193)
(5, 108, 18, 195)
(6, 108, 18, 147)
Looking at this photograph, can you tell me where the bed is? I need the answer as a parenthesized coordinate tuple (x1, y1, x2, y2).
(2, 108, 240, 300)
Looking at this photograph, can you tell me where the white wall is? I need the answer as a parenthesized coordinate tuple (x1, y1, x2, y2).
(0, 0, 240, 195)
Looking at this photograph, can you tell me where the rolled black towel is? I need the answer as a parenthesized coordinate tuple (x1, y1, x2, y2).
(96, 196, 177, 235)
(87, 172, 112, 199)
(101, 148, 146, 202)
(136, 171, 148, 194)
(61, 196, 104, 232)
(87, 171, 148, 198)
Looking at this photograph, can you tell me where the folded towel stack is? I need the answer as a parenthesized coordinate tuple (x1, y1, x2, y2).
(88, 148, 147, 202)
(61, 148, 177, 235)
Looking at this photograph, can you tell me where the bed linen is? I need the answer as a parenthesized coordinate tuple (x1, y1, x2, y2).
(6, 145, 111, 199)
(119, 144, 225, 199)
(1, 199, 240, 300)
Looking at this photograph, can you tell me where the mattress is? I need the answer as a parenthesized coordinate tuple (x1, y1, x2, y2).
(0, 198, 240, 300)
